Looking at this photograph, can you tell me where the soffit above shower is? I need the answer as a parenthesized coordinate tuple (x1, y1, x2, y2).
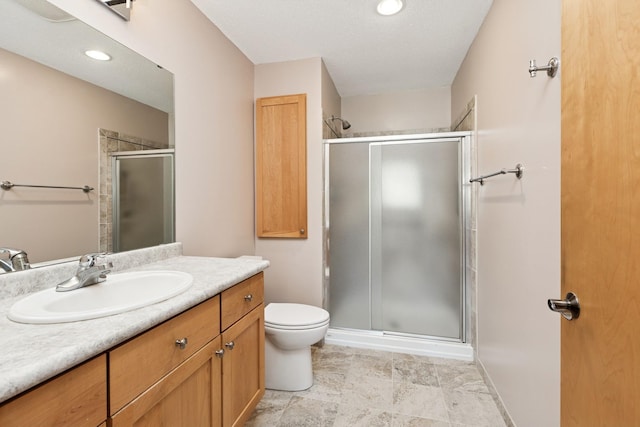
(189, 0, 493, 97)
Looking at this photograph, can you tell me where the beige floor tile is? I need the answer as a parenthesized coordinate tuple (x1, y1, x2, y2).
(392, 414, 452, 427)
(277, 396, 339, 427)
(349, 353, 393, 381)
(436, 364, 490, 394)
(245, 389, 291, 427)
(393, 356, 439, 387)
(393, 382, 450, 422)
(294, 370, 347, 403)
(442, 390, 506, 427)
(342, 375, 393, 411)
(250, 344, 507, 427)
(333, 405, 393, 427)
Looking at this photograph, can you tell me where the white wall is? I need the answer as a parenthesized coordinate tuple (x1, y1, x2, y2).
(321, 60, 341, 118)
(341, 87, 451, 136)
(254, 58, 324, 307)
(50, 0, 256, 258)
(451, 1, 560, 426)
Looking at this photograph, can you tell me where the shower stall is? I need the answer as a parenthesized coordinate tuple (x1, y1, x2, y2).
(323, 132, 472, 358)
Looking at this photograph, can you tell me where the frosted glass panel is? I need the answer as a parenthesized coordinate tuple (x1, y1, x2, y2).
(371, 141, 461, 339)
(326, 136, 465, 341)
(114, 154, 174, 252)
(328, 143, 371, 329)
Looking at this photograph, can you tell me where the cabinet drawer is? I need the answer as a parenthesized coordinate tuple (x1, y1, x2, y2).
(221, 272, 264, 330)
(109, 296, 220, 414)
(0, 355, 106, 427)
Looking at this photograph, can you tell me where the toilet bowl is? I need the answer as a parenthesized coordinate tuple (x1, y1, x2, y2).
(264, 303, 330, 391)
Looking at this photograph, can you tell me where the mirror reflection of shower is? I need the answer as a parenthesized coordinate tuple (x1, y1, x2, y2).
(324, 115, 352, 138)
(112, 150, 175, 252)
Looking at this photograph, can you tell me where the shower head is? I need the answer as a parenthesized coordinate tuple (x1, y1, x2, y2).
(331, 115, 351, 130)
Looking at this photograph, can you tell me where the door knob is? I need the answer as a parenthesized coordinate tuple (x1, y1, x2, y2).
(548, 292, 580, 320)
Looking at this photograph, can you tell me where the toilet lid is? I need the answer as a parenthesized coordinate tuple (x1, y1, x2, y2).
(265, 303, 330, 328)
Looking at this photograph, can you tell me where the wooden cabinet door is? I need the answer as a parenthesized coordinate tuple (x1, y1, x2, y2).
(221, 305, 265, 427)
(0, 355, 106, 427)
(255, 94, 307, 238)
(110, 338, 222, 427)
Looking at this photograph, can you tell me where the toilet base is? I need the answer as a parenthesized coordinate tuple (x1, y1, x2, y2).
(265, 337, 313, 391)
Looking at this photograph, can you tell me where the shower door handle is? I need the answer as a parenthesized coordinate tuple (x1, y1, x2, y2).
(548, 292, 580, 320)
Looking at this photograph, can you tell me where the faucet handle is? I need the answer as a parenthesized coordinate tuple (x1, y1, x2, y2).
(0, 248, 30, 271)
(79, 252, 107, 268)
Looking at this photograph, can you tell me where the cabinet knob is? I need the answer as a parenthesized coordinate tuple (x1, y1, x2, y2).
(225, 341, 235, 350)
(175, 337, 188, 350)
(244, 294, 253, 302)
(215, 349, 225, 358)
(300, 228, 305, 234)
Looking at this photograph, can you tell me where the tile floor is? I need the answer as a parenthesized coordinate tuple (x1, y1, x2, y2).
(246, 344, 506, 427)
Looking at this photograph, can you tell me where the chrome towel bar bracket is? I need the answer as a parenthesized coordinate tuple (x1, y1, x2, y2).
(469, 164, 524, 185)
(1, 180, 94, 193)
(529, 57, 559, 78)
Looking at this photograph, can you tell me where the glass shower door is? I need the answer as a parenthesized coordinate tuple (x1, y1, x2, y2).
(370, 140, 462, 339)
(327, 135, 465, 341)
(113, 152, 174, 252)
(327, 142, 371, 330)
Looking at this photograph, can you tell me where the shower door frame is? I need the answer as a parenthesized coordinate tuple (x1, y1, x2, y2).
(323, 132, 472, 344)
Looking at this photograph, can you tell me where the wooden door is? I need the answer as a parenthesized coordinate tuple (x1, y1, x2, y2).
(221, 306, 265, 427)
(255, 94, 307, 238)
(561, 0, 640, 424)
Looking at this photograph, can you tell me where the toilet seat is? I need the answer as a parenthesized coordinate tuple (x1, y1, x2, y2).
(265, 303, 330, 329)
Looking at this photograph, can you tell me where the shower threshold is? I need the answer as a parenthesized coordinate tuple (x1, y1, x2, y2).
(324, 328, 473, 361)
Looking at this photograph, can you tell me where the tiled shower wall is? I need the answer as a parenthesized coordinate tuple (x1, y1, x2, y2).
(98, 129, 168, 253)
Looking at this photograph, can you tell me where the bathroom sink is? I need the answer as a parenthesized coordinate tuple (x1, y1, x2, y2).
(8, 271, 193, 324)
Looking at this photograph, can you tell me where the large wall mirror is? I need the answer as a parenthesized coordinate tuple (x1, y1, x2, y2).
(0, 0, 175, 267)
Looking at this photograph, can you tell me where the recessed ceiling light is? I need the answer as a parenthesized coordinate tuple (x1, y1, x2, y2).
(377, 0, 404, 16)
(84, 50, 111, 61)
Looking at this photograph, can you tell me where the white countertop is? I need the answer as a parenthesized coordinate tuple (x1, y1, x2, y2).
(0, 253, 269, 403)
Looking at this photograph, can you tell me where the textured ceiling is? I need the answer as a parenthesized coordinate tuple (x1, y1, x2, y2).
(190, 0, 493, 97)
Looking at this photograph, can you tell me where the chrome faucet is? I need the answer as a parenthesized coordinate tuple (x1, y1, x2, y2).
(56, 253, 113, 292)
(0, 248, 30, 273)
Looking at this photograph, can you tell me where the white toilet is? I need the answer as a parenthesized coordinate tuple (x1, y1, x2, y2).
(264, 303, 330, 391)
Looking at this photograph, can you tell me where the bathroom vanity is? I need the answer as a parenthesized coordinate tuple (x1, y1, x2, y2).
(0, 244, 268, 427)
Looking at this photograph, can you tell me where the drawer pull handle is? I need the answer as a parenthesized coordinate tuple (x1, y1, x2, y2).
(215, 349, 225, 358)
(225, 341, 235, 350)
(244, 294, 253, 302)
(175, 337, 188, 350)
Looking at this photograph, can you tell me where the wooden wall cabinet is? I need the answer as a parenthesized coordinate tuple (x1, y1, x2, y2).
(255, 94, 307, 238)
